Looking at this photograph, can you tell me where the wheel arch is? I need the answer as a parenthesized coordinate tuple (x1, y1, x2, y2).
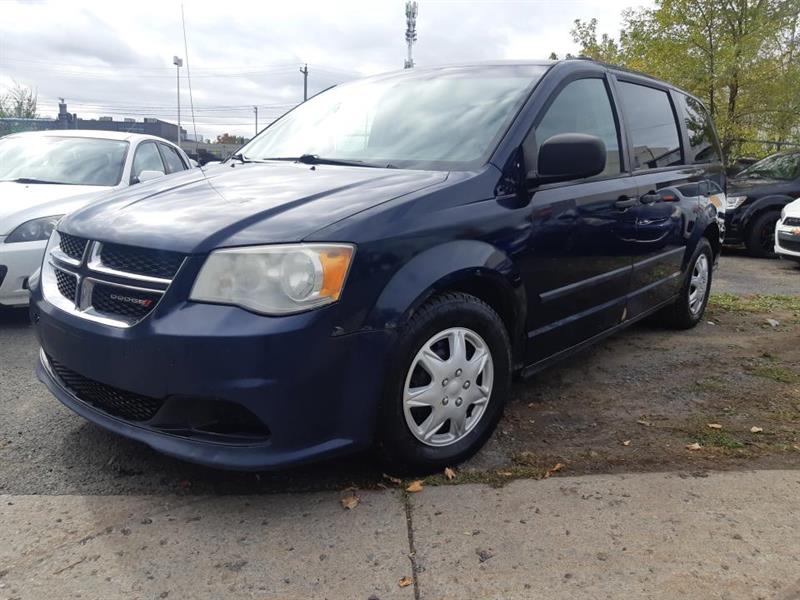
(366, 240, 527, 364)
(741, 195, 792, 235)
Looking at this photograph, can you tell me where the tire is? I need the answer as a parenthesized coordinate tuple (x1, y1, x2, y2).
(659, 238, 713, 330)
(377, 292, 511, 473)
(745, 211, 780, 258)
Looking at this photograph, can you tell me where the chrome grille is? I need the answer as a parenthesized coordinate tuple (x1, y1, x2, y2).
(54, 269, 77, 302)
(100, 242, 184, 280)
(42, 231, 184, 328)
(59, 233, 88, 261)
(91, 283, 162, 320)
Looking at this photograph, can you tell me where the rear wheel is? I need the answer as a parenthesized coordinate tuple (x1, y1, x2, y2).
(745, 211, 780, 258)
(659, 238, 713, 330)
(378, 292, 511, 473)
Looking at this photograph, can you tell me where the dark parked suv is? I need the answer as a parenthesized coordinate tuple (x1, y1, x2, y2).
(723, 151, 800, 257)
(30, 60, 724, 472)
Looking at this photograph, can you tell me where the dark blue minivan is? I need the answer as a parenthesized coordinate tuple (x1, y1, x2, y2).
(30, 60, 724, 471)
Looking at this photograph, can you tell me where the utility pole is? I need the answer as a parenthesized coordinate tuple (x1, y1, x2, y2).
(299, 63, 308, 102)
(173, 56, 183, 146)
(253, 105, 258, 136)
(404, 1, 418, 69)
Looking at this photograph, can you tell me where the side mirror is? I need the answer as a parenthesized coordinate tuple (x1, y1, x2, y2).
(530, 133, 607, 184)
(135, 169, 166, 184)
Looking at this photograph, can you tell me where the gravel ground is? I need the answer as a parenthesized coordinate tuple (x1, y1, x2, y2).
(0, 253, 798, 496)
(714, 247, 800, 295)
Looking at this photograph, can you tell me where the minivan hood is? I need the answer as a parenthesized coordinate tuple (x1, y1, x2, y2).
(60, 162, 447, 253)
(0, 181, 113, 235)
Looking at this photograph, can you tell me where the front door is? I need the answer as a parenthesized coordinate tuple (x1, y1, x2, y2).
(519, 76, 636, 363)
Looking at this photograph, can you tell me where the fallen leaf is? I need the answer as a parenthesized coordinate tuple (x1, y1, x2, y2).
(765, 318, 780, 328)
(543, 463, 565, 478)
(707, 423, 723, 430)
(750, 426, 763, 433)
(444, 467, 456, 481)
(398, 576, 413, 588)
(405, 480, 424, 493)
(340, 492, 359, 510)
(382, 473, 402, 485)
(686, 442, 702, 451)
(497, 470, 514, 477)
(637, 419, 651, 427)
(622, 440, 631, 446)
(793, 445, 800, 452)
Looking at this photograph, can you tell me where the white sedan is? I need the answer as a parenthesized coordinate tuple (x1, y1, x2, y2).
(775, 197, 800, 262)
(0, 130, 193, 306)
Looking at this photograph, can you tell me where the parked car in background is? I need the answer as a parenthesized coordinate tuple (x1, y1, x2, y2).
(723, 151, 800, 257)
(31, 60, 724, 472)
(0, 130, 192, 306)
(775, 197, 800, 262)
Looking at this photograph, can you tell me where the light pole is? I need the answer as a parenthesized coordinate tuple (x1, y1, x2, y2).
(299, 64, 309, 102)
(173, 56, 183, 146)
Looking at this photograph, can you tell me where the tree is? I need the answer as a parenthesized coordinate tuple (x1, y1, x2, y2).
(565, 1, 800, 161)
(570, 18, 623, 63)
(0, 83, 38, 118)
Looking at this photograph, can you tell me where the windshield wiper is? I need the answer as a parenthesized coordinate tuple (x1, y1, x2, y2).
(3, 177, 67, 185)
(261, 155, 383, 168)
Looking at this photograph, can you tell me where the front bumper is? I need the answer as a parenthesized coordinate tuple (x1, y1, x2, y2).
(723, 209, 743, 244)
(775, 222, 800, 259)
(0, 238, 46, 306)
(31, 283, 394, 470)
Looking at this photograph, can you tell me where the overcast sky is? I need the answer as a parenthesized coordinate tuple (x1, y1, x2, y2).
(0, 0, 649, 140)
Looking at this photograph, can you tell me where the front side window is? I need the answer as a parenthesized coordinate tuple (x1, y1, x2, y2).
(0, 136, 128, 186)
(738, 153, 800, 181)
(237, 65, 548, 170)
(131, 142, 165, 181)
(678, 94, 720, 164)
(618, 81, 682, 170)
(159, 143, 187, 173)
(531, 77, 622, 177)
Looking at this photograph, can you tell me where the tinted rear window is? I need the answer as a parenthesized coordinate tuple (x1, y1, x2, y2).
(618, 81, 682, 170)
(677, 94, 721, 164)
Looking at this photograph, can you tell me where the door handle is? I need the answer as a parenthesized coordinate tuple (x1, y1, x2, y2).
(614, 195, 639, 209)
(640, 193, 661, 204)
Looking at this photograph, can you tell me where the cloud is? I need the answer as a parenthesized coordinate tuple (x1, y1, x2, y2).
(0, 0, 648, 138)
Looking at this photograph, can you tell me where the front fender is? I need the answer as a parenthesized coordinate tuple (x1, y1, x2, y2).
(366, 240, 522, 331)
(740, 195, 793, 230)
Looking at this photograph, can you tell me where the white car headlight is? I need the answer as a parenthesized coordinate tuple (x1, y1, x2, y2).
(725, 196, 747, 210)
(190, 243, 355, 315)
(5, 215, 63, 243)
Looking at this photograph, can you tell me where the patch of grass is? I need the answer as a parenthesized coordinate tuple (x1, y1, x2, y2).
(749, 364, 800, 384)
(708, 293, 800, 314)
(694, 430, 745, 450)
(421, 464, 552, 488)
(694, 377, 728, 393)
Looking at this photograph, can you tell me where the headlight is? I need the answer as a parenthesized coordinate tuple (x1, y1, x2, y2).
(5, 215, 63, 243)
(190, 243, 355, 315)
(725, 196, 747, 210)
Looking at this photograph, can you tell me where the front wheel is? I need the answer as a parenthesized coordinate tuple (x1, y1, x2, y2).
(745, 211, 780, 258)
(378, 292, 511, 473)
(659, 238, 713, 329)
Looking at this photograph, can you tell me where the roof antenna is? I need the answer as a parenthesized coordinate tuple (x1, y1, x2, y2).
(180, 2, 199, 158)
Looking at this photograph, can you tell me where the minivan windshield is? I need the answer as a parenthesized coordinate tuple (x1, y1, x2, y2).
(239, 65, 548, 170)
(738, 152, 800, 181)
(0, 136, 129, 187)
